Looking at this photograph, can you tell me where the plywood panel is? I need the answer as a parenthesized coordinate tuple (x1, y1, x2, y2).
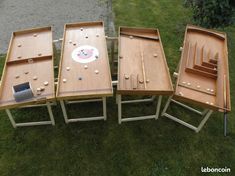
(117, 27, 173, 95)
(175, 25, 231, 112)
(0, 27, 55, 110)
(56, 21, 113, 100)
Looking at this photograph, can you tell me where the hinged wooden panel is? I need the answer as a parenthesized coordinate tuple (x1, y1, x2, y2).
(0, 27, 55, 110)
(174, 25, 231, 112)
(56, 21, 113, 100)
(117, 27, 173, 95)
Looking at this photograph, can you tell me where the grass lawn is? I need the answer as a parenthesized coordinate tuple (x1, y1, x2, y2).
(0, 0, 235, 175)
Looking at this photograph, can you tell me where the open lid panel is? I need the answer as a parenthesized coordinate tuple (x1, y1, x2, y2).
(175, 25, 231, 112)
(56, 21, 113, 100)
(0, 27, 55, 110)
(117, 27, 173, 95)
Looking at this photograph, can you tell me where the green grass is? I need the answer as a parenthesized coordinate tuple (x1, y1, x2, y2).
(0, 1, 234, 175)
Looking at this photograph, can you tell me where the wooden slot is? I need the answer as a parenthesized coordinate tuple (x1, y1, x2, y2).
(123, 74, 131, 90)
(209, 59, 218, 64)
(200, 45, 204, 65)
(6, 55, 52, 65)
(139, 42, 147, 89)
(201, 61, 217, 69)
(185, 42, 191, 68)
(193, 65, 217, 74)
(120, 32, 159, 41)
(185, 67, 217, 79)
(193, 42, 197, 66)
(178, 83, 215, 96)
(131, 74, 138, 90)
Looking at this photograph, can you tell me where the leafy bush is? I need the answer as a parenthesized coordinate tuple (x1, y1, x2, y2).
(184, 0, 233, 28)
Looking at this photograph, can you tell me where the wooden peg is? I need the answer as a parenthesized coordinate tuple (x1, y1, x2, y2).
(124, 74, 129, 80)
(131, 74, 137, 89)
(44, 81, 49, 86)
(33, 76, 38, 80)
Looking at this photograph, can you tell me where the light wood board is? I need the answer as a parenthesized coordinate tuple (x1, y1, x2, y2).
(117, 27, 173, 95)
(0, 27, 55, 110)
(56, 21, 113, 100)
(174, 25, 231, 112)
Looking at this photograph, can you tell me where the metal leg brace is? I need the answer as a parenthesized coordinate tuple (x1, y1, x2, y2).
(5, 102, 56, 128)
(117, 94, 162, 124)
(161, 96, 213, 133)
(60, 97, 107, 124)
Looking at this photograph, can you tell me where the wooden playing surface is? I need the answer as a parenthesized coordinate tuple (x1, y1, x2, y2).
(56, 21, 113, 100)
(117, 27, 173, 95)
(174, 25, 231, 112)
(0, 27, 55, 110)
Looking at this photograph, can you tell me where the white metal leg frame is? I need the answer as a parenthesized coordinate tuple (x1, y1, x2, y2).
(161, 96, 213, 133)
(117, 94, 162, 124)
(5, 101, 56, 128)
(60, 97, 107, 124)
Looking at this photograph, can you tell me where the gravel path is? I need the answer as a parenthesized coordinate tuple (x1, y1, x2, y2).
(0, 0, 114, 53)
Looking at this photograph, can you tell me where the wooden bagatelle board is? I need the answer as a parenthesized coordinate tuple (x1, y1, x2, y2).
(117, 27, 173, 95)
(174, 25, 231, 112)
(0, 27, 55, 110)
(56, 21, 113, 100)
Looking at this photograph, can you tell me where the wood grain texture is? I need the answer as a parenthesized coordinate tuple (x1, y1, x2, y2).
(174, 25, 231, 112)
(0, 27, 55, 110)
(56, 21, 113, 100)
(117, 27, 173, 95)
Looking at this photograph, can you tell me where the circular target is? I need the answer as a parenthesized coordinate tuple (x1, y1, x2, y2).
(71, 45, 99, 63)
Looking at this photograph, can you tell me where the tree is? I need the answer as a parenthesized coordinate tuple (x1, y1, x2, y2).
(184, 0, 233, 28)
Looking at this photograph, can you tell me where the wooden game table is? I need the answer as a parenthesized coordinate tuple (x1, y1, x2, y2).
(0, 27, 55, 128)
(161, 25, 231, 133)
(56, 21, 113, 123)
(117, 27, 173, 123)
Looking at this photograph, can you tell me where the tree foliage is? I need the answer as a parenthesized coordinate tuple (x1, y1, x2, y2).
(184, 0, 233, 28)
